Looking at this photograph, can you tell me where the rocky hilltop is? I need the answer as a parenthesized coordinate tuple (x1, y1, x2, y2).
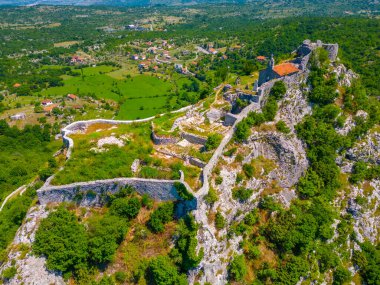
(1, 40, 379, 285)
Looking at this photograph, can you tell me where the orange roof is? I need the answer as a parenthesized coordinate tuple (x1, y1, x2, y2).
(43, 104, 59, 113)
(256, 56, 266, 60)
(67, 94, 78, 100)
(13, 83, 21, 88)
(273, 63, 300, 77)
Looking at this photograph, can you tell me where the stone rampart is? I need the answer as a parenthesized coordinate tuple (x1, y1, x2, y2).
(38, 177, 193, 206)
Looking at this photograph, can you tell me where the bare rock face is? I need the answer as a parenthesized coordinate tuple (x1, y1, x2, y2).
(0, 206, 65, 285)
(335, 110, 368, 136)
(206, 108, 225, 123)
(346, 131, 380, 164)
(344, 180, 380, 244)
(334, 64, 359, 87)
(246, 132, 309, 188)
(276, 87, 312, 129)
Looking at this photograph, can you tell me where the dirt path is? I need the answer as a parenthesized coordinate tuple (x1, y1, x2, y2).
(0, 185, 27, 212)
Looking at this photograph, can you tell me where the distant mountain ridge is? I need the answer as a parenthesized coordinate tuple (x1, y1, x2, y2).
(0, 0, 246, 6)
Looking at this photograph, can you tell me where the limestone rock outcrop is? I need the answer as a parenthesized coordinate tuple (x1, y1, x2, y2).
(246, 132, 309, 188)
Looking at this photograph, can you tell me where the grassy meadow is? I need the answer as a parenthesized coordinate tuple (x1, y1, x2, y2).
(39, 65, 194, 120)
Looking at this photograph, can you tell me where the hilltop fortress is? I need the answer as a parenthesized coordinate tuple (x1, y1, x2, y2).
(257, 40, 339, 87)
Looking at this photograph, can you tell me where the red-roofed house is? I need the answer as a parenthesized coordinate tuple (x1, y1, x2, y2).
(256, 56, 267, 62)
(209, 48, 218, 55)
(67, 94, 78, 101)
(13, 83, 22, 88)
(43, 104, 59, 113)
(41, 99, 53, 106)
(138, 61, 151, 70)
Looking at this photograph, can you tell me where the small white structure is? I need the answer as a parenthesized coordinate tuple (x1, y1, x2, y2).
(41, 99, 53, 106)
(10, 113, 26, 121)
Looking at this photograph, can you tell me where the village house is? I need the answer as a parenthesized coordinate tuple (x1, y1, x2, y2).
(13, 83, 21, 88)
(209, 48, 218, 55)
(131, 54, 139, 60)
(41, 99, 53, 106)
(256, 56, 267, 62)
(70, 56, 84, 64)
(258, 55, 300, 86)
(174, 63, 189, 75)
(67, 94, 78, 101)
(147, 47, 157, 54)
(138, 61, 151, 70)
(43, 104, 59, 114)
(162, 50, 171, 59)
(72, 105, 83, 110)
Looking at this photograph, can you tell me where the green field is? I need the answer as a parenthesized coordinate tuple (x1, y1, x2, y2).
(39, 66, 194, 120)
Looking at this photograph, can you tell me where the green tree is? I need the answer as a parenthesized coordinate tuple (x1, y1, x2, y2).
(270, 81, 287, 100)
(33, 207, 88, 274)
(234, 121, 250, 142)
(148, 203, 174, 233)
(87, 215, 128, 264)
(147, 256, 187, 285)
(228, 254, 247, 281)
(215, 212, 226, 229)
(110, 197, 141, 220)
(205, 133, 222, 151)
(333, 266, 351, 285)
(205, 187, 218, 205)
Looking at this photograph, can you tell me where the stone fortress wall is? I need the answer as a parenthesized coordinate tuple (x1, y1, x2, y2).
(37, 176, 192, 206)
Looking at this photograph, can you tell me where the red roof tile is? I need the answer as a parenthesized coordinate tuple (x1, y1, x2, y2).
(273, 63, 299, 77)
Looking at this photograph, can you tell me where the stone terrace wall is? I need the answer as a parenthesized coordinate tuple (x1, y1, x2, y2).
(38, 177, 193, 206)
(181, 132, 207, 145)
(151, 131, 179, 145)
(224, 113, 238, 126)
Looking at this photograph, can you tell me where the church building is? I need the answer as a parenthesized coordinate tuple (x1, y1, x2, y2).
(258, 55, 300, 86)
